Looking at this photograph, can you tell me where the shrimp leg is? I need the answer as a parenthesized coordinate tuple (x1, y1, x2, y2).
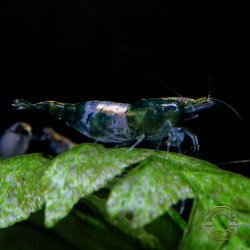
(127, 134, 146, 152)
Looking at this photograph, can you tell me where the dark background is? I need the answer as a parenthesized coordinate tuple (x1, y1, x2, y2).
(0, 0, 249, 175)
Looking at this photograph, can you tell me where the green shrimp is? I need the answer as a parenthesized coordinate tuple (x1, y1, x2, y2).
(12, 97, 214, 152)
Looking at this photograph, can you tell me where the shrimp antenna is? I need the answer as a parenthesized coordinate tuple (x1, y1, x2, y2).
(207, 74, 212, 98)
(210, 97, 241, 120)
(216, 159, 250, 166)
(140, 70, 183, 97)
(124, 64, 183, 97)
(205, 74, 241, 119)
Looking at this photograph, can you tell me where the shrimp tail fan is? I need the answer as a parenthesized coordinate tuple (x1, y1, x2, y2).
(12, 99, 34, 110)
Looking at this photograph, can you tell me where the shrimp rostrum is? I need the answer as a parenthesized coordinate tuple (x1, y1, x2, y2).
(12, 97, 214, 152)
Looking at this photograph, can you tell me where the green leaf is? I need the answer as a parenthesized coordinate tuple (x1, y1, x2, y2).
(2, 143, 250, 249)
(144, 210, 185, 249)
(53, 210, 143, 250)
(0, 208, 141, 250)
(107, 155, 194, 228)
(0, 154, 51, 228)
(178, 167, 250, 249)
(82, 194, 164, 250)
(152, 153, 250, 249)
(42, 143, 152, 227)
(0, 218, 77, 250)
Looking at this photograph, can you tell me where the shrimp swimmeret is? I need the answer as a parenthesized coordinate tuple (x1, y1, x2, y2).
(12, 97, 214, 152)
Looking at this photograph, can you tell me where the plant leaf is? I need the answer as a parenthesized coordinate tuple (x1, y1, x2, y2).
(42, 143, 152, 227)
(0, 208, 141, 250)
(82, 194, 164, 250)
(107, 155, 194, 228)
(178, 166, 250, 249)
(144, 210, 185, 249)
(106, 151, 250, 249)
(1, 143, 250, 249)
(0, 154, 51, 228)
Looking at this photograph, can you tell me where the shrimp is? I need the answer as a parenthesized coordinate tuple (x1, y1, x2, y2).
(42, 127, 77, 155)
(0, 122, 32, 158)
(12, 97, 214, 152)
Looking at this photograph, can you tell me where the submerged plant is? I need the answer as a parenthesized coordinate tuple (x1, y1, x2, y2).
(0, 144, 249, 249)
